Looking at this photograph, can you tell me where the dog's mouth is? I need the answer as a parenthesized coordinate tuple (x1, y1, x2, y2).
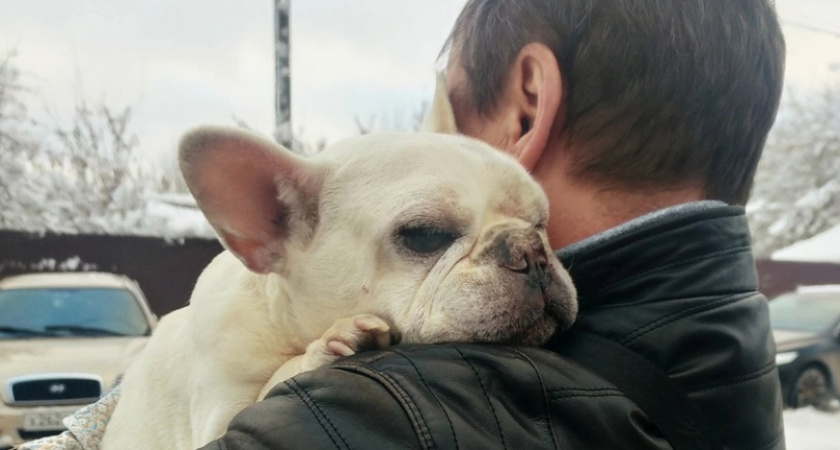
(481, 284, 576, 346)
(511, 295, 574, 345)
(545, 285, 577, 327)
(452, 225, 577, 346)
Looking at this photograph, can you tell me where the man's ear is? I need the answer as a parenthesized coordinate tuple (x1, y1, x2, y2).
(506, 43, 563, 172)
(421, 73, 458, 134)
(179, 126, 324, 274)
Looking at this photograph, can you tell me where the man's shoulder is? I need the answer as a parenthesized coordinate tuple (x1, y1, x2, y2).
(327, 343, 626, 404)
(205, 344, 669, 450)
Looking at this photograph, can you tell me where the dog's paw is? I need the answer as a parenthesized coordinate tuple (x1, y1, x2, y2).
(300, 314, 395, 372)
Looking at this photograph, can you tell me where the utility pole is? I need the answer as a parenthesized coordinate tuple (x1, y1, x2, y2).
(274, 0, 292, 149)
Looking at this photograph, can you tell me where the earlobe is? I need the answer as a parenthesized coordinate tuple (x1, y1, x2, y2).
(509, 43, 563, 172)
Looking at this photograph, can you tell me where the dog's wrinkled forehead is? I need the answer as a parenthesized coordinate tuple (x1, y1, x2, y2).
(320, 132, 548, 221)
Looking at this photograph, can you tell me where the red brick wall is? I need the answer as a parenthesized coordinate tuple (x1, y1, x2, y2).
(756, 259, 840, 299)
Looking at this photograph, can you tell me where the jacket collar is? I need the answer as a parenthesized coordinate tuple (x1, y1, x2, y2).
(555, 202, 757, 311)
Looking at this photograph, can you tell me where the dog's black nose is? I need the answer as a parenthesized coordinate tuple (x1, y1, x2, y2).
(493, 229, 550, 287)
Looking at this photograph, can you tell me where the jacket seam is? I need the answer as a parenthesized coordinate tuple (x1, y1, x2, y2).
(350, 365, 437, 449)
(391, 349, 461, 450)
(452, 347, 508, 450)
(546, 387, 624, 396)
(685, 361, 777, 394)
(549, 392, 628, 401)
(510, 348, 560, 449)
(619, 292, 752, 345)
(587, 245, 751, 302)
(287, 378, 349, 450)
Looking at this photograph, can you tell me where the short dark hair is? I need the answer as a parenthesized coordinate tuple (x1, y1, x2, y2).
(446, 0, 785, 205)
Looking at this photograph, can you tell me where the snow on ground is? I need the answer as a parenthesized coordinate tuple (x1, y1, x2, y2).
(772, 223, 840, 263)
(784, 406, 839, 449)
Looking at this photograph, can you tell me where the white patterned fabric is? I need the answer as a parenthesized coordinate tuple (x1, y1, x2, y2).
(15, 386, 121, 450)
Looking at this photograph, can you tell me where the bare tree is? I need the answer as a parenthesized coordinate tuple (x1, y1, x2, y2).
(0, 52, 192, 236)
(748, 80, 840, 257)
(0, 51, 46, 229)
(353, 101, 430, 135)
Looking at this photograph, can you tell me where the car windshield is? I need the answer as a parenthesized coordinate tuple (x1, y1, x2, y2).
(769, 292, 840, 334)
(0, 287, 150, 338)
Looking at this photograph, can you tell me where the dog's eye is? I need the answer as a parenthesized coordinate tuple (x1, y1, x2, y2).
(399, 226, 458, 254)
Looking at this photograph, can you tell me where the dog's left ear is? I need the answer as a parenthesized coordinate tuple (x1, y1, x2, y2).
(179, 126, 324, 274)
(421, 73, 458, 134)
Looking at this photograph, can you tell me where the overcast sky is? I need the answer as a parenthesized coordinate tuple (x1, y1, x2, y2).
(1, 0, 838, 163)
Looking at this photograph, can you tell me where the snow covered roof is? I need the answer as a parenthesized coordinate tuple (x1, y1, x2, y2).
(771, 223, 840, 263)
(145, 193, 216, 239)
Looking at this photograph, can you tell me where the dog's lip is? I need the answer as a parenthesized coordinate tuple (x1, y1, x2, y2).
(468, 289, 572, 346)
(496, 313, 558, 346)
(540, 275, 576, 324)
(491, 292, 562, 345)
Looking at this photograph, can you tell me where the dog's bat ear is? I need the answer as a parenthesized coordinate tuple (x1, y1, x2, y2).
(421, 73, 458, 134)
(179, 126, 324, 274)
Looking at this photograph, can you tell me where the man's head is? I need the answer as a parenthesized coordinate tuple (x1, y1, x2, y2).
(443, 0, 785, 244)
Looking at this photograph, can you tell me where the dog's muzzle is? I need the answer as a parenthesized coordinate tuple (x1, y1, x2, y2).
(489, 228, 555, 305)
(494, 229, 551, 288)
(479, 226, 577, 336)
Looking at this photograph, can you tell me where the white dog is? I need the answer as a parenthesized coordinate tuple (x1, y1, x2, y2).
(98, 83, 578, 450)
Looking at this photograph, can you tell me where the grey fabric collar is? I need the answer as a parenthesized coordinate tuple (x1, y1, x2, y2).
(557, 200, 728, 259)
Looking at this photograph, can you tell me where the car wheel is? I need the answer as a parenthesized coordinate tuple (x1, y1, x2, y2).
(791, 366, 833, 410)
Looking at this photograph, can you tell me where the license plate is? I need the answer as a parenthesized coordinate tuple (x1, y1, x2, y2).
(22, 408, 77, 431)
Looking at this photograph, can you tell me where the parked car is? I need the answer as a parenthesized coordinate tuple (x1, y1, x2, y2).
(0, 272, 157, 448)
(770, 285, 840, 410)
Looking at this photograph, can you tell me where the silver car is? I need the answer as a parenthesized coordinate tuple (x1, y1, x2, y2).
(0, 272, 156, 448)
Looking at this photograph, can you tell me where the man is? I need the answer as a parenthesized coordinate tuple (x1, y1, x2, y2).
(203, 0, 786, 448)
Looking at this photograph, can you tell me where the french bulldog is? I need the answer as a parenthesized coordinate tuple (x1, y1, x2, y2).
(99, 80, 577, 450)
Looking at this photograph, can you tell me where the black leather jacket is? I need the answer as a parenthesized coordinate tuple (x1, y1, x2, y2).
(202, 204, 785, 450)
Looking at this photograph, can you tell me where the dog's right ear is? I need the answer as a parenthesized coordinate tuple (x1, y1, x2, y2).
(179, 127, 324, 274)
(421, 73, 458, 134)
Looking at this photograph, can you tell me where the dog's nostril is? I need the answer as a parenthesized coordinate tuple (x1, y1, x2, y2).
(502, 243, 548, 276)
(502, 256, 529, 272)
(532, 259, 551, 289)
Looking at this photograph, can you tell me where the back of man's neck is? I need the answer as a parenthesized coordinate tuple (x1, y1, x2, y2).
(540, 174, 705, 249)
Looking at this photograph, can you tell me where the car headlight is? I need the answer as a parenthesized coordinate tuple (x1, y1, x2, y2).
(775, 351, 798, 366)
